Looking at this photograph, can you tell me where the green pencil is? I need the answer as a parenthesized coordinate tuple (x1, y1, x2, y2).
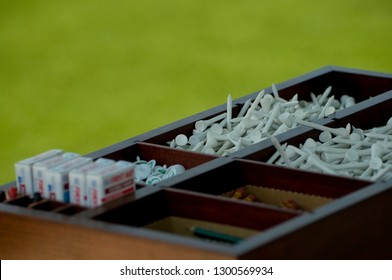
(189, 226, 244, 244)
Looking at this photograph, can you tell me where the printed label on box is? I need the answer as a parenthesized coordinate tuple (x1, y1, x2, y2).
(45, 157, 93, 203)
(87, 160, 135, 207)
(32, 153, 80, 197)
(69, 158, 114, 206)
(14, 149, 63, 195)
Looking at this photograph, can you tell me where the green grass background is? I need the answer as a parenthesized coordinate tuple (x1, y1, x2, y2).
(1, 0, 392, 184)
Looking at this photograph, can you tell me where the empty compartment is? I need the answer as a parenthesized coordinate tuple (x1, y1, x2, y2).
(244, 95, 392, 182)
(29, 199, 68, 212)
(169, 159, 370, 211)
(93, 188, 298, 245)
(5, 195, 34, 207)
(54, 204, 87, 216)
(95, 142, 217, 187)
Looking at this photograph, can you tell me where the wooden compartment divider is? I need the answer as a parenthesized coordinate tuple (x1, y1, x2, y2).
(1, 66, 392, 259)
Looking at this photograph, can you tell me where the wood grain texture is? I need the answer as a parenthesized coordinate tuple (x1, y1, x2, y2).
(1, 67, 392, 260)
(0, 210, 232, 260)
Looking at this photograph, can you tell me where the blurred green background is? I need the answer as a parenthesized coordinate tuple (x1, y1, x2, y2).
(1, 0, 391, 184)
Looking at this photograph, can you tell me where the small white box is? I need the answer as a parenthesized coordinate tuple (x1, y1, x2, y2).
(87, 160, 135, 207)
(85, 162, 122, 207)
(33, 153, 80, 197)
(45, 157, 93, 203)
(69, 158, 114, 206)
(14, 149, 63, 195)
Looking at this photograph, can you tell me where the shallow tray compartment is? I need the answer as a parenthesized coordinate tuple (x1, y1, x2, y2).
(168, 159, 370, 207)
(55, 204, 87, 216)
(1, 66, 392, 259)
(241, 94, 392, 181)
(26, 199, 87, 216)
(144, 106, 241, 146)
(144, 66, 392, 156)
(237, 66, 392, 106)
(101, 142, 216, 167)
(93, 188, 298, 245)
(29, 199, 69, 212)
(96, 142, 217, 187)
(2, 192, 86, 216)
(5, 195, 34, 207)
(333, 91, 392, 127)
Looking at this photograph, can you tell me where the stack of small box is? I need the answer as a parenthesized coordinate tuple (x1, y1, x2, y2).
(14, 149, 135, 207)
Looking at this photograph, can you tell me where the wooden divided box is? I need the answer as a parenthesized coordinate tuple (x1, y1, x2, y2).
(1, 66, 392, 259)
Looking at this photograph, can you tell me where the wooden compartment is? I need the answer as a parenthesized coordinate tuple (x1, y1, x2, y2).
(25, 198, 86, 215)
(145, 106, 242, 147)
(5, 195, 35, 207)
(240, 93, 392, 182)
(144, 66, 392, 150)
(168, 159, 370, 208)
(236, 65, 392, 106)
(55, 204, 86, 216)
(1, 66, 392, 259)
(1, 191, 87, 217)
(95, 141, 217, 187)
(100, 142, 216, 166)
(29, 199, 69, 212)
(93, 188, 298, 245)
(223, 185, 332, 211)
(145, 216, 258, 243)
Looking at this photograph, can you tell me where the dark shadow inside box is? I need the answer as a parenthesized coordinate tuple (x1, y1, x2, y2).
(235, 68, 392, 107)
(93, 188, 298, 232)
(333, 93, 392, 128)
(275, 69, 392, 102)
(55, 205, 86, 216)
(29, 199, 68, 212)
(169, 159, 370, 200)
(6, 195, 34, 207)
